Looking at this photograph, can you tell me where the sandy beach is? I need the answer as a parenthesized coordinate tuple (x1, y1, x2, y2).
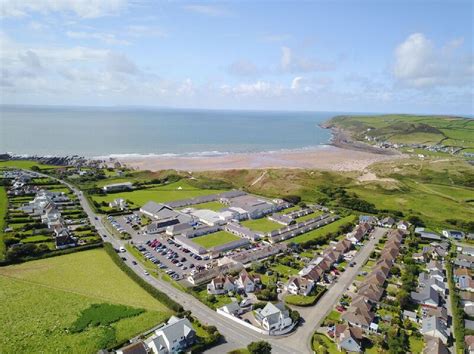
(115, 146, 403, 172)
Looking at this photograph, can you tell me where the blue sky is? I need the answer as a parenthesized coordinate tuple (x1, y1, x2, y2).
(1, 0, 472, 114)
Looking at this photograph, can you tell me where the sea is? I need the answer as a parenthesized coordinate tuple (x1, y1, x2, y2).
(0, 105, 349, 158)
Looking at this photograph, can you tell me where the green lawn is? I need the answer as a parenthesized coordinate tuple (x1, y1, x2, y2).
(326, 310, 342, 322)
(295, 210, 324, 222)
(182, 201, 224, 211)
(312, 333, 341, 354)
(91, 180, 226, 208)
(409, 336, 424, 354)
(0, 249, 171, 353)
(0, 187, 6, 260)
(288, 215, 356, 244)
(192, 231, 241, 249)
(271, 263, 300, 277)
(241, 218, 281, 233)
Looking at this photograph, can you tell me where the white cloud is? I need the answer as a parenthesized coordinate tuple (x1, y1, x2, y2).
(280, 46, 334, 73)
(0, 0, 127, 18)
(105, 52, 139, 74)
(291, 76, 303, 90)
(66, 31, 130, 45)
(393, 33, 473, 88)
(221, 81, 284, 97)
(182, 5, 229, 17)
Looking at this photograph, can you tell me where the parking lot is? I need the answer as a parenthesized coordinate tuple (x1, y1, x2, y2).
(109, 213, 212, 281)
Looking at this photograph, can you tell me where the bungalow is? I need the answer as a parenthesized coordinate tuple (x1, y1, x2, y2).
(102, 182, 133, 193)
(359, 215, 378, 225)
(461, 246, 474, 257)
(207, 274, 236, 295)
(235, 269, 260, 293)
(425, 307, 448, 325)
(146, 316, 196, 354)
(423, 336, 449, 354)
(378, 217, 395, 228)
(116, 341, 148, 354)
(411, 286, 440, 308)
(454, 268, 471, 282)
(427, 260, 443, 273)
(454, 254, 474, 269)
(357, 283, 384, 303)
(341, 296, 375, 332)
(458, 275, 474, 292)
(416, 228, 442, 242)
(397, 220, 410, 231)
(286, 276, 314, 296)
(442, 230, 464, 240)
(465, 336, 474, 354)
(220, 301, 242, 316)
(254, 302, 292, 332)
(421, 316, 449, 344)
(334, 324, 363, 353)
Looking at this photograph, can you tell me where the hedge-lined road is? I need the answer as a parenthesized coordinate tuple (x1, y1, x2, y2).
(40, 170, 387, 354)
(36, 171, 298, 353)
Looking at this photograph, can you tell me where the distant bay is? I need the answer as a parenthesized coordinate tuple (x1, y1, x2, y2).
(0, 105, 352, 157)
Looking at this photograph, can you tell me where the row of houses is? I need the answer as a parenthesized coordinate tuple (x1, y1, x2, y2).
(187, 257, 244, 286)
(207, 269, 261, 295)
(229, 243, 288, 265)
(268, 214, 340, 243)
(267, 207, 314, 226)
(340, 229, 405, 342)
(20, 189, 77, 249)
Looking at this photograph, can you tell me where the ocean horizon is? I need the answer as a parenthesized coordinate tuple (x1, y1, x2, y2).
(0, 105, 347, 157)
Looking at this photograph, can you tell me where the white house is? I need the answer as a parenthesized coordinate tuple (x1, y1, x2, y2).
(207, 274, 236, 295)
(146, 316, 196, 354)
(254, 302, 292, 332)
(286, 276, 314, 296)
(421, 316, 449, 344)
(235, 270, 260, 293)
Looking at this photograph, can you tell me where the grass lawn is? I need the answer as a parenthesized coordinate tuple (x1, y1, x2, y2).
(326, 310, 342, 322)
(295, 210, 324, 222)
(312, 333, 341, 354)
(192, 231, 241, 249)
(195, 288, 232, 309)
(0, 187, 6, 260)
(91, 180, 226, 209)
(0, 249, 171, 353)
(271, 263, 300, 277)
(241, 218, 281, 233)
(288, 215, 356, 244)
(409, 336, 424, 354)
(285, 294, 318, 306)
(181, 201, 224, 211)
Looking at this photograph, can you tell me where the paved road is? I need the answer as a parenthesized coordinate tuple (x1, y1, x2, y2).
(39, 172, 296, 353)
(281, 227, 388, 353)
(37, 171, 387, 353)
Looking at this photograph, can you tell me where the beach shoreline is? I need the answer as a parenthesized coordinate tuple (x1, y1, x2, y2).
(115, 145, 404, 172)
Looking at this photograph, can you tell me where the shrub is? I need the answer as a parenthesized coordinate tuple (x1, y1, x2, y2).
(248, 341, 272, 354)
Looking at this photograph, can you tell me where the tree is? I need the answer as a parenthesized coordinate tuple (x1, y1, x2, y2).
(247, 341, 272, 354)
(407, 215, 425, 227)
(289, 309, 301, 323)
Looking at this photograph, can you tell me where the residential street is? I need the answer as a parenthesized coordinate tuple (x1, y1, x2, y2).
(42, 171, 387, 353)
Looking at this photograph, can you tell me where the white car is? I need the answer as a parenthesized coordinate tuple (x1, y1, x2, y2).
(144, 270, 150, 276)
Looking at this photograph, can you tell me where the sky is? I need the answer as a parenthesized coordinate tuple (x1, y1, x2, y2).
(0, 0, 473, 114)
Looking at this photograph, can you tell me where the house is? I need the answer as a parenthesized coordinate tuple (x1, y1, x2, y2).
(379, 217, 395, 228)
(461, 246, 474, 257)
(416, 228, 442, 241)
(54, 228, 76, 249)
(207, 274, 236, 295)
(442, 230, 464, 240)
(359, 215, 378, 224)
(465, 335, 474, 354)
(220, 301, 242, 316)
(458, 275, 474, 292)
(254, 302, 292, 332)
(357, 283, 384, 303)
(102, 182, 133, 192)
(420, 316, 449, 344)
(342, 296, 375, 332)
(146, 316, 196, 354)
(454, 268, 471, 282)
(109, 198, 128, 210)
(411, 286, 440, 308)
(116, 341, 148, 354)
(429, 269, 445, 283)
(454, 254, 474, 269)
(425, 307, 448, 325)
(397, 220, 410, 230)
(334, 324, 363, 353)
(235, 269, 260, 293)
(423, 336, 449, 354)
(286, 276, 314, 296)
(427, 260, 443, 273)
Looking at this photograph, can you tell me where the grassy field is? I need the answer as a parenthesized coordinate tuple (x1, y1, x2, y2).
(288, 215, 356, 244)
(192, 231, 241, 249)
(241, 218, 281, 233)
(0, 187, 6, 260)
(312, 333, 341, 354)
(326, 114, 474, 149)
(92, 180, 226, 208)
(0, 249, 172, 353)
(271, 263, 300, 277)
(0, 160, 61, 170)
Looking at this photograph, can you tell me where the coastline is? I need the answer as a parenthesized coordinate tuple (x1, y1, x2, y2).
(115, 145, 403, 172)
